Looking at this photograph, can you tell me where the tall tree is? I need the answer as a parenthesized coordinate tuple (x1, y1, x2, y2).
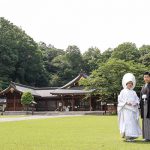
(38, 42, 66, 86)
(0, 17, 19, 83)
(101, 48, 113, 63)
(51, 54, 73, 86)
(82, 47, 101, 74)
(0, 17, 48, 87)
(111, 42, 140, 62)
(80, 59, 148, 102)
(139, 45, 150, 57)
(49, 45, 83, 86)
(139, 45, 150, 67)
(66, 45, 83, 71)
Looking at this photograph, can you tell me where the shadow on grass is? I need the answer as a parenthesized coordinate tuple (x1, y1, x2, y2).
(123, 140, 150, 144)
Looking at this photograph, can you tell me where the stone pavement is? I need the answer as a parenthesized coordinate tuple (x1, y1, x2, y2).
(0, 115, 83, 122)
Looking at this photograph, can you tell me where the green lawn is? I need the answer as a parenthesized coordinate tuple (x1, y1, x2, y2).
(0, 116, 149, 150)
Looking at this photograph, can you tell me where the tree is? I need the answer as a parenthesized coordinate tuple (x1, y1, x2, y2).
(82, 47, 101, 74)
(38, 42, 66, 86)
(139, 45, 150, 57)
(49, 74, 62, 87)
(13, 31, 46, 86)
(139, 53, 150, 67)
(38, 42, 65, 72)
(111, 42, 140, 62)
(80, 59, 148, 102)
(0, 17, 19, 83)
(139, 45, 150, 67)
(101, 48, 113, 63)
(51, 54, 80, 86)
(0, 17, 49, 87)
(66, 45, 83, 74)
(21, 92, 34, 114)
(49, 45, 84, 86)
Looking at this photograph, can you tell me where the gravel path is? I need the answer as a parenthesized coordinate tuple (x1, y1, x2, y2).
(0, 115, 83, 122)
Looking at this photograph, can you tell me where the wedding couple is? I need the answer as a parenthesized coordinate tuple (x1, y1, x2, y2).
(117, 72, 150, 142)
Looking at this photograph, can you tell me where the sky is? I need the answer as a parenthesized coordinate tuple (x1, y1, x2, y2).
(0, 0, 150, 52)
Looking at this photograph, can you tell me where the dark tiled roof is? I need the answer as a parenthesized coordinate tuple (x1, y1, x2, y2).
(11, 82, 59, 90)
(50, 73, 92, 95)
(0, 73, 91, 97)
(0, 82, 58, 98)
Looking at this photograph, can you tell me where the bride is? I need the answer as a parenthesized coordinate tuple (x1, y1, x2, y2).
(117, 73, 142, 142)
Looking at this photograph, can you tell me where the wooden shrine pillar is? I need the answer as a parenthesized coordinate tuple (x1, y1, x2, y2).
(45, 100, 48, 111)
(61, 95, 64, 111)
(72, 94, 75, 111)
(89, 94, 92, 111)
(13, 94, 16, 111)
(10, 88, 16, 111)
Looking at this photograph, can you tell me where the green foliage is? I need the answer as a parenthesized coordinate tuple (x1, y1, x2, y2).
(80, 42, 148, 102)
(83, 47, 101, 74)
(111, 42, 140, 62)
(139, 45, 150, 56)
(49, 74, 62, 87)
(139, 45, 150, 67)
(80, 59, 148, 102)
(0, 17, 49, 87)
(139, 53, 150, 67)
(0, 17, 19, 82)
(101, 48, 113, 63)
(65, 45, 83, 73)
(81, 59, 129, 95)
(21, 92, 34, 105)
(44, 45, 83, 86)
(0, 17, 149, 97)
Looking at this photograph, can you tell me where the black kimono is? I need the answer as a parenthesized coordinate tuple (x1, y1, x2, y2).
(140, 83, 150, 139)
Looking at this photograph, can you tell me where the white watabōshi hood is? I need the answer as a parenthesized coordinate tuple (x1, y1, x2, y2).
(122, 73, 136, 89)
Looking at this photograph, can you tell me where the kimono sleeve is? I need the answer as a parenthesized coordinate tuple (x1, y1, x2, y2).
(118, 90, 126, 107)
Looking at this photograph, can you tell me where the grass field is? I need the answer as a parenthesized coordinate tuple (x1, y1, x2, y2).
(0, 115, 149, 150)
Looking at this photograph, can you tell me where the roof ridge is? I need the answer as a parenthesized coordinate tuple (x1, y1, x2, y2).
(61, 73, 88, 89)
(11, 82, 35, 89)
(11, 82, 59, 90)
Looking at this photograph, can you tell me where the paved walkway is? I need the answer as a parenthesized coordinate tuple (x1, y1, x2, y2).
(0, 115, 83, 122)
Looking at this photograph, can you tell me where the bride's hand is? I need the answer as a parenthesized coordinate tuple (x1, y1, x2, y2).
(126, 102, 132, 106)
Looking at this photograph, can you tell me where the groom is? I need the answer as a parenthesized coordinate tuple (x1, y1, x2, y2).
(140, 72, 150, 141)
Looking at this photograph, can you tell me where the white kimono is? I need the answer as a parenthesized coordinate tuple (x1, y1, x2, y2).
(118, 88, 142, 138)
